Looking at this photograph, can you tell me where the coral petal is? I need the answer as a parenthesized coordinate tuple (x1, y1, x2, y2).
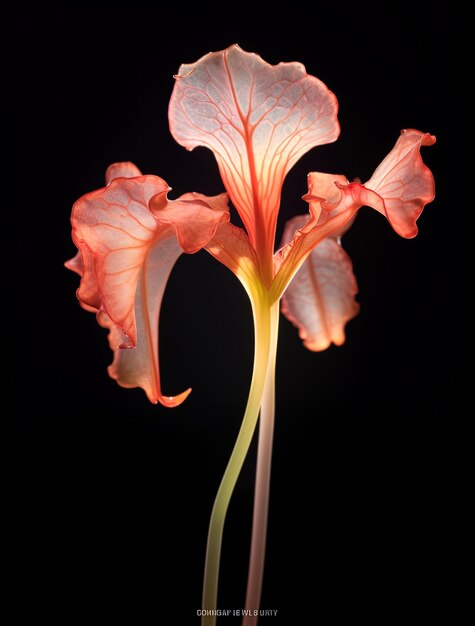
(177, 191, 230, 213)
(205, 222, 261, 292)
(150, 193, 229, 253)
(280, 216, 359, 351)
(97, 237, 189, 405)
(307, 172, 349, 205)
(67, 167, 229, 404)
(273, 182, 362, 299)
(72, 175, 170, 344)
(64, 250, 83, 275)
(157, 388, 192, 408)
(366, 129, 436, 237)
(169, 44, 339, 250)
(274, 128, 435, 300)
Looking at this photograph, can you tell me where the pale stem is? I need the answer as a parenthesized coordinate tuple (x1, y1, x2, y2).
(243, 301, 280, 626)
(201, 294, 273, 626)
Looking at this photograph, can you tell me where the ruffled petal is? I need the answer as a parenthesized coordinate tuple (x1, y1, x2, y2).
(280, 216, 359, 351)
(98, 239, 191, 407)
(65, 246, 100, 313)
(66, 164, 228, 405)
(304, 171, 356, 238)
(273, 129, 435, 299)
(178, 192, 262, 292)
(150, 192, 229, 253)
(366, 129, 436, 237)
(306, 172, 349, 207)
(169, 44, 339, 263)
(71, 174, 170, 345)
(272, 182, 364, 300)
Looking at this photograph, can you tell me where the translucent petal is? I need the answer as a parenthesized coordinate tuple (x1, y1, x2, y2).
(280, 216, 358, 351)
(169, 44, 339, 257)
(66, 164, 228, 404)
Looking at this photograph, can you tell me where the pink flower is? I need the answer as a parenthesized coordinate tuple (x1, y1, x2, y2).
(66, 45, 435, 626)
(67, 44, 435, 399)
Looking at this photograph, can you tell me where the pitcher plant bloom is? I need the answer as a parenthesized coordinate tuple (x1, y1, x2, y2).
(66, 45, 435, 625)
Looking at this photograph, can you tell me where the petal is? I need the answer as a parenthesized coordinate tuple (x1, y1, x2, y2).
(97, 239, 192, 407)
(64, 250, 83, 275)
(305, 171, 355, 237)
(177, 191, 230, 212)
(205, 222, 261, 296)
(366, 129, 436, 238)
(306, 172, 349, 206)
(150, 192, 229, 253)
(169, 44, 339, 256)
(105, 161, 143, 184)
(65, 245, 100, 313)
(71, 174, 170, 345)
(272, 182, 365, 300)
(67, 170, 228, 405)
(179, 192, 263, 295)
(273, 128, 435, 300)
(280, 216, 359, 351)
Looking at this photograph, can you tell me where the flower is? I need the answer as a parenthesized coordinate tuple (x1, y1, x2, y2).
(278, 129, 436, 350)
(67, 45, 435, 404)
(66, 44, 436, 626)
(169, 45, 435, 343)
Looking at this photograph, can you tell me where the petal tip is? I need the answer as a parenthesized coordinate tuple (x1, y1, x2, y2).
(303, 338, 331, 352)
(400, 128, 437, 147)
(157, 387, 192, 408)
(64, 257, 76, 272)
(422, 133, 436, 146)
(401, 224, 419, 239)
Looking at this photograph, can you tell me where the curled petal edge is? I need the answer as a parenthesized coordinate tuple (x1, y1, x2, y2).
(273, 129, 435, 300)
(66, 164, 229, 406)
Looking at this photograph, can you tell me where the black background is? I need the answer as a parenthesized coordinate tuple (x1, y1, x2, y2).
(9, 3, 461, 624)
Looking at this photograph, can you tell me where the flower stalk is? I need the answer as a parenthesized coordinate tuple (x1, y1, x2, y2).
(201, 288, 277, 626)
(243, 301, 280, 625)
(66, 44, 436, 626)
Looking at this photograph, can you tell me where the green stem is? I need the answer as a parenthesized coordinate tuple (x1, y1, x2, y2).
(201, 292, 273, 626)
(243, 302, 280, 626)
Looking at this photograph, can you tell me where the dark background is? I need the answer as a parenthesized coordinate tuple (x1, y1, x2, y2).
(9, 3, 461, 623)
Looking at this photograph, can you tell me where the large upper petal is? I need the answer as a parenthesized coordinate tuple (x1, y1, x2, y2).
(66, 165, 228, 405)
(280, 216, 359, 351)
(169, 44, 339, 274)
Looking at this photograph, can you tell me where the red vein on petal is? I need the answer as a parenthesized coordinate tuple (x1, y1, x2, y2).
(223, 51, 272, 283)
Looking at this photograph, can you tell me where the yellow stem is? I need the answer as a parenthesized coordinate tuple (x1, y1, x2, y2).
(201, 290, 273, 626)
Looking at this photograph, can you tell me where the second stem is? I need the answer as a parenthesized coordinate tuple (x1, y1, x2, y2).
(243, 301, 280, 626)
